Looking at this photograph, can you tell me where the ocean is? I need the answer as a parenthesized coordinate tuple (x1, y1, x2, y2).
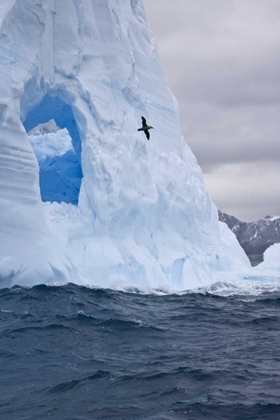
(1, 282, 280, 420)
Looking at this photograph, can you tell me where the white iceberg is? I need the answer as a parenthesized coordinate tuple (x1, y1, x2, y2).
(0, 0, 249, 290)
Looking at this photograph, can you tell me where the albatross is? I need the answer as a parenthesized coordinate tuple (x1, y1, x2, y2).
(138, 116, 154, 140)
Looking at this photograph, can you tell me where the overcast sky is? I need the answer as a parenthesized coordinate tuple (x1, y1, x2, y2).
(143, 0, 280, 222)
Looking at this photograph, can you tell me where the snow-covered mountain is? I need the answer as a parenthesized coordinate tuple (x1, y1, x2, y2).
(0, 0, 249, 290)
(219, 211, 280, 265)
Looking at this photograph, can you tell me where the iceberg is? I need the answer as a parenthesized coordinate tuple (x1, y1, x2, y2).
(253, 243, 280, 275)
(28, 119, 60, 135)
(0, 0, 249, 290)
(217, 222, 250, 271)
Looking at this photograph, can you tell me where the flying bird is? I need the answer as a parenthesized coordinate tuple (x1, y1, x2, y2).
(138, 116, 154, 140)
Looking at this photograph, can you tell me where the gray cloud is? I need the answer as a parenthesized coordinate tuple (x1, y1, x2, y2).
(143, 0, 280, 221)
(181, 104, 280, 170)
(204, 162, 280, 221)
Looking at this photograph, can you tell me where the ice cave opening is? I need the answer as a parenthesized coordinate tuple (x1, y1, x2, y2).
(22, 95, 83, 205)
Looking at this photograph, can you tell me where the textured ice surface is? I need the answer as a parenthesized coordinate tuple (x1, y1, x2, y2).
(29, 129, 82, 204)
(28, 119, 60, 135)
(0, 0, 249, 290)
(217, 222, 250, 271)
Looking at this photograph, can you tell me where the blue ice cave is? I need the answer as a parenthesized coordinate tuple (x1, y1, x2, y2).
(23, 95, 83, 205)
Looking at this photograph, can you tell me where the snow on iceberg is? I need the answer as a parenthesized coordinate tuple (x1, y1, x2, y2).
(0, 0, 248, 290)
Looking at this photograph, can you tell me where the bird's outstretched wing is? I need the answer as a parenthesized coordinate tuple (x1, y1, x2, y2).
(141, 116, 147, 127)
(144, 130, 150, 140)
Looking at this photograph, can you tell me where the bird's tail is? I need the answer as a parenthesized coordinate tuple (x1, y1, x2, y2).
(137, 128, 142, 131)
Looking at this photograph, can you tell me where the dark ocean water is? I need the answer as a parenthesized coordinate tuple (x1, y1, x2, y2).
(1, 283, 280, 420)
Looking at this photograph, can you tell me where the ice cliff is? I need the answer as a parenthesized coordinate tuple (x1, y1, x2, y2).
(0, 0, 249, 290)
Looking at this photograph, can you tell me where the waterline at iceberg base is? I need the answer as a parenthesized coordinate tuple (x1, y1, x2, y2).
(0, 0, 250, 291)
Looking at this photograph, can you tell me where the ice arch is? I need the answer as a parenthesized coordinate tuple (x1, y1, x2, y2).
(23, 95, 83, 205)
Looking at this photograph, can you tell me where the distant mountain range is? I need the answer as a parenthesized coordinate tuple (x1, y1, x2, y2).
(219, 211, 280, 266)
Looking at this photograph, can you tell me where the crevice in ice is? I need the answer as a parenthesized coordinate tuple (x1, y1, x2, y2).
(23, 94, 83, 205)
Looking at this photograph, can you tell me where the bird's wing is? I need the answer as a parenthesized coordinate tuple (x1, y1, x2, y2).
(141, 116, 147, 126)
(144, 130, 150, 140)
